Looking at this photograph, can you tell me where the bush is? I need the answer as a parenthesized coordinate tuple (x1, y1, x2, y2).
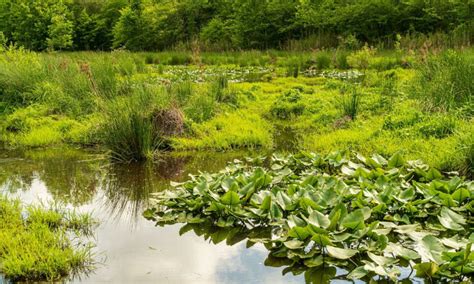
(315, 52, 331, 69)
(347, 45, 376, 69)
(184, 91, 216, 123)
(335, 51, 350, 69)
(285, 58, 300, 78)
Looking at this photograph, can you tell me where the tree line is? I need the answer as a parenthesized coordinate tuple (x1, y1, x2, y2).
(0, 0, 472, 51)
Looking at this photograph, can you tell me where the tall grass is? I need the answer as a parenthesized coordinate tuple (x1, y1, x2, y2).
(101, 86, 169, 162)
(414, 50, 473, 113)
(340, 87, 361, 120)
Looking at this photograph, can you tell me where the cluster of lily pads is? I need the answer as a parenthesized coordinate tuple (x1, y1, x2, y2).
(144, 151, 474, 282)
(318, 70, 365, 81)
(153, 65, 272, 83)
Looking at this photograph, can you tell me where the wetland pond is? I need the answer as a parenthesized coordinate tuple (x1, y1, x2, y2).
(0, 148, 425, 283)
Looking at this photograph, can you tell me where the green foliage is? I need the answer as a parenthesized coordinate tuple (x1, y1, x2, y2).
(0, 196, 95, 281)
(315, 52, 331, 70)
(145, 151, 474, 282)
(0, 0, 472, 51)
(173, 111, 273, 150)
(347, 45, 376, 69)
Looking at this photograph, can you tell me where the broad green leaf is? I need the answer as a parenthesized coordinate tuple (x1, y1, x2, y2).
(288, 226, 311, 240)
(311, 234, 332, 246)
(287, 214, 306, 228)
(367, 252, 397, 266)
(283, 239, 304, 249)
(385, 243, 419, 260)
(452, 188, 470, 202)
(270, 202, 283, 219)
(417, 235, 445, 264)
(220, 191, 240, 206)
(438, 207, 466, 231)
(414, 262, 439, 278)
(341, 207, 371, 230)
(347, 266, 368, 279)
(326, 245, 357, 259)
(388, 152, 405, 168)
(260, 195, 271, 210)
(425, 168, 442, 181)
(306, 210, 330, 229)
(275, 191, 293, 211)
(303, 255, 324, 267)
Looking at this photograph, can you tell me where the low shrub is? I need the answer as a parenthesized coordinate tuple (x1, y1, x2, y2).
(315, 52, 331, 70)
(347, 45, 376, 69)
(334, 51, 350, 69)
(418, 116, 457, 139)
(183, 91, 216, 123)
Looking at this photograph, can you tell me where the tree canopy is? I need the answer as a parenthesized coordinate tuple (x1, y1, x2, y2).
(0, 0, 472, 51)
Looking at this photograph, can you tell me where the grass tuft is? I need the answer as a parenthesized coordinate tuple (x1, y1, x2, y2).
(0, 196, 95, 281)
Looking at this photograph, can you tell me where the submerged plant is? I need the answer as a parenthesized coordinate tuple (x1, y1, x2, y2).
(145, 151, 474, 282)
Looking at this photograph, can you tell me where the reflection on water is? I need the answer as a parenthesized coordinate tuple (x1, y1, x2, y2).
(0, 148, 308, 283)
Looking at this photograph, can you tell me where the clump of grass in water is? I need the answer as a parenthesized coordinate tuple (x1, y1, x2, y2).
(0, 196, 96, 281)
(101, 86, 183, 162)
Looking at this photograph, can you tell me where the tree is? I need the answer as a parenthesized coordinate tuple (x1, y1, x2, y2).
(47, 14, 73, 50)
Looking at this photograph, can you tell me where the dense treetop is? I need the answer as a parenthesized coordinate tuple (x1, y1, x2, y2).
(0, 0, 473, 51)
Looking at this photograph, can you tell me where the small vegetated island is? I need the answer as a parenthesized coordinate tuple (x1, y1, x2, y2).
(0, 0, 473, 282)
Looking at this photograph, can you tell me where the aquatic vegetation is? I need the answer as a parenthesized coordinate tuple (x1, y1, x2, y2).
(0, 196, 95, 281)
(156, 65, 272, 83)
(145, 151, 474, 282)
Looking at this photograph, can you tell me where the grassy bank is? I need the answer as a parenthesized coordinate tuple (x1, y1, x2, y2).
(0, 47, 472, 175)
(0, 196, 95, 281)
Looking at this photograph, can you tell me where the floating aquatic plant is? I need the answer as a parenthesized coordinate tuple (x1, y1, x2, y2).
(145, 151, 474, 282)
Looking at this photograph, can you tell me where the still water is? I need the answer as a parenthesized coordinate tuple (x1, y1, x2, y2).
(0, 148, 309, 283)
(0, 148, 423, 283)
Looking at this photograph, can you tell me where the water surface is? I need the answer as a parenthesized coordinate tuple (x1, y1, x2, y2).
(0, 148, 307, 283)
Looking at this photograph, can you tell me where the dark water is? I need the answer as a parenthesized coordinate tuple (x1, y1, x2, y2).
(0, 148, 309, 283)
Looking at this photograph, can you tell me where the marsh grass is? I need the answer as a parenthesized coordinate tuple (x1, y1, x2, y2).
(101, 85, 173, 162)
(340, 86, 360, 120)
(414, 50, 473, 113)
(0, 196, 95, 281)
